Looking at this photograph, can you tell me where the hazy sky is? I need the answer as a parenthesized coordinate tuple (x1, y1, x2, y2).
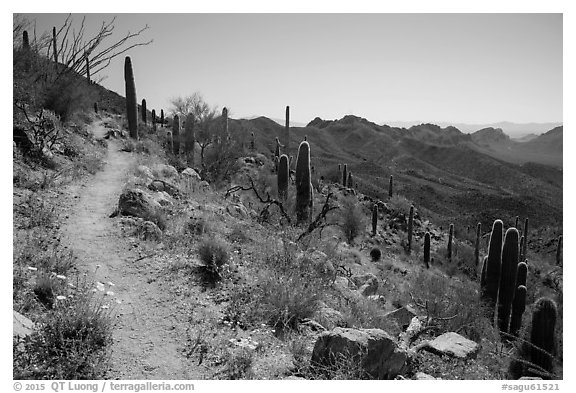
(21, 13, 562, 125)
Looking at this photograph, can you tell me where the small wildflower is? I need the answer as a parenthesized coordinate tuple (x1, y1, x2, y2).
(101, 305, 110, 309)
(56, 295, 67, 300)
(96, 282, 105, 291)
(56, 274, 67, 280)
(27, 266, 38, 271)
(105, 291, 115, 296)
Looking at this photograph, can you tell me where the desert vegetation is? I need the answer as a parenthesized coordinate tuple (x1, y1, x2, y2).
(13, 14, 562, 381)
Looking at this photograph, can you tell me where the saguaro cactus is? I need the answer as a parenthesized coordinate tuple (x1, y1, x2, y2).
(160, 109, 164, 128)
(515, 216, 520, 229)
(172, 115, 181, 155)
(497, 227, 520, 333)
(556, 236, 562, 265)
(408, 205, 414, 252)
(424, 232, 431, 269)
(474, 222, 481, 267)
(141, 99, 147, 124)
(52, 27, 58, 63)
(278, 154, 289, 201)
(295, 141, 312, 224)
(447, 224, 454, 262)
(22, 31, 30, 50)
(347, 172, 353, 189)
(519, 236, 525, 262)
(516, 261, 528, 288)
(484, 220, 504, 310)
(152, 109, 157, 131)
(250, 132, 255, 151)
(371, 204, 378, 236)
(389, 175, 393, 198)
(342, 164, 348, 187)
(529, 298, 557, 375)
(522, 218, 529, 259)
(222, 107, 229, 138)
(94, 102, 99, 114)
(285, 106, 290, 157)
(124, 56, 138, 139)
(185, 114, 195, 160)
(510, 285, 527, 337)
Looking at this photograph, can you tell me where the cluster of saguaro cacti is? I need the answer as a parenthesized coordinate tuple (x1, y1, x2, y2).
(124, 56, 138, 139)
(278, 154, 290, 201)
(447, 224, 454, 262)
(424, 232, 431, 269)
(141, 99, 147, 124)
(371, 204, 378, 236)
(481, 219, 530, 337)
(407, 205, 414, 252)
(185, 114, 195, 160)
(295, 141, 313, 223)
(172, 115, 180, 155)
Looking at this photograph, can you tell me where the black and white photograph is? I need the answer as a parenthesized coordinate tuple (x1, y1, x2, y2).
(9, 3, 569, 388)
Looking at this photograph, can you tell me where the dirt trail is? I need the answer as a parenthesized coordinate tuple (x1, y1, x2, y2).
(61, 119, 202, 379)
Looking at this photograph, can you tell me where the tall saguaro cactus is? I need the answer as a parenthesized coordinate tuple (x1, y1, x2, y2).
(389, 175, 394, 198)
(52, 27, 58, 63)
(124, 56, 138, 139)
(484, 220, 504, 312)
(185, 114, 195, 161)
(172, 115, 181, 155)
(347, 172, 353, 189)
(295, 141, 312, 224)
(160, 109, 164, 128)
(342, 164, 348, 187)
(510, 285, 527, 337)
(408, 205, 414, 252)
(371, 204, 378, 236)
(285, 106, 290, 157)
(22, 31, 30, 50)
(141, 99, 147, 124)
(497, 227, 520, 333)
(447, 224, 454, 262)
(424, 232, 431, 269)
(151, 109, 157, 131)
(222, 107, 229, 138)
(278, 154, 289, 201)
(556, 236, 562, 265)
(522, 218, 529, 259)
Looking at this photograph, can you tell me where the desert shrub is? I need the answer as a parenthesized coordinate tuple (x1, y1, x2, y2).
(197, 237, 230, 279)
(388, 194, 412, 214)
(321, 165, 341, 185)
(407, 270, 492, 341)
(141, 207, 167, 231)
(202, 138, 242, 186)
(13, 278, 113, 379)
(228, 225, 250, 243)
(249, 246, 332, 331)
(370, 247, 382, 262)
(221, 348, 255, 380)
(340, 196, 363, 244)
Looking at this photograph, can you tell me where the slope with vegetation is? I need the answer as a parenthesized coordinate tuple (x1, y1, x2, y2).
(13, 15, 562, 380)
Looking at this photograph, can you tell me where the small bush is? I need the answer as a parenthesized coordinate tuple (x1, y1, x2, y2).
(187, 216, 211, 237)
(228, 226, 249, 243)
(388, 194, 412, 214)
(370, 247, 382, 262)
(222, 348, 255, 380)
(197, 238, 230, 279)
(340, 197, 363, 244)
(141, 208, 167, 231)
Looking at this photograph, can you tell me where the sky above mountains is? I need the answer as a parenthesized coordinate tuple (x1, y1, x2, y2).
(21, 13, 562, 125)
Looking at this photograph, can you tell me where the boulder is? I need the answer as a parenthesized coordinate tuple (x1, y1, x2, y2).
(117, 188, 161, 219)
(135, 165, 154, 181)
(311, 327, 408, 379)
(308, 250, 335, 276)
(351, 273, 379, 297)
(425, 332, 480, 359)
(13, 310, 34, 338)
(153, 164, 178, 179)
(226, 204, 249, 219)
(415, 372, 439, 380)
(138, 220, 162, 241)
(384, 305, 419, 330)
(181, 167, 201, 181)
(314, 303, 347, 329)
(148, 179, 180, 197)
(151, 191, 174, 207)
